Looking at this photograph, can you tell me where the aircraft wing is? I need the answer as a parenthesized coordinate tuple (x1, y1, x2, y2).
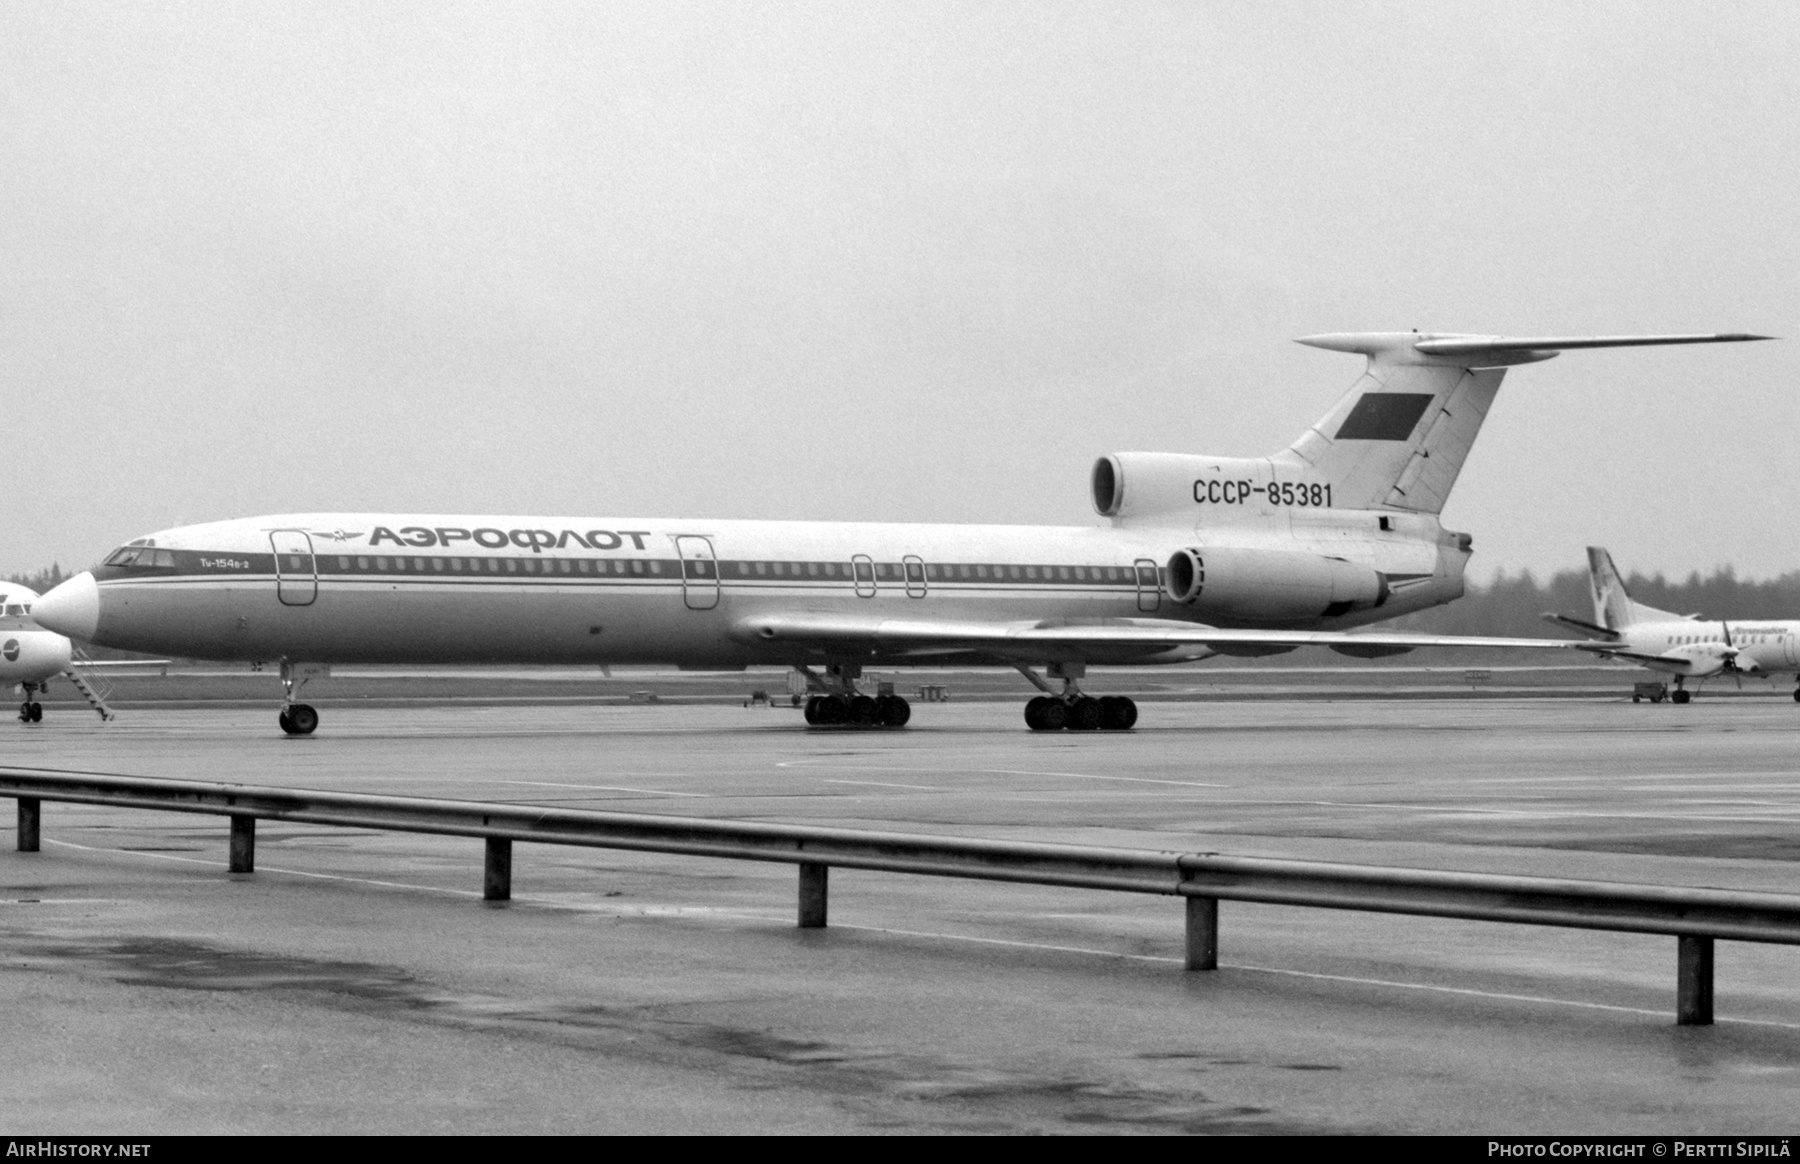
(734, 612, 1583, 661)
(1565, 643, 1692, 667)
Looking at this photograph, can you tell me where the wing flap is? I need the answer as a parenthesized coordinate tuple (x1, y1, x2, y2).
(735, 613, 1582, 659)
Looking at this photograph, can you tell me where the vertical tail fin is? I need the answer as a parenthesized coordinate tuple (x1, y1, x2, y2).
(1279, 332, 1770, 514)
(1587, 546, 1683, 629)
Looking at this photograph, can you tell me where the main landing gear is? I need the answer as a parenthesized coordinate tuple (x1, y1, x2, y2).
(1671, 677, 1692, 705)
(278, 660, 320, 736)
(797, 664, 911, 730)
(1017, 664, 1137, 732)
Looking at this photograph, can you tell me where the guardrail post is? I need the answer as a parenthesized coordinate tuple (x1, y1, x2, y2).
(1677, 935, 1714, 1025)
(228, 815, 255, 874)
(484, 838, 512, 901)
(798, 862, 828, 928)
(17, 798, 39, 853)
(1185, 895, 1218, 971)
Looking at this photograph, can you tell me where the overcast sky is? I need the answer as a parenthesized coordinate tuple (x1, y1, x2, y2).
(5, 2, 1795, 583)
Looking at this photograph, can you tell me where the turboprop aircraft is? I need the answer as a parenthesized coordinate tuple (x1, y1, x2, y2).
(0, 584, 117, 722)
(32, 331, 1767, 735)
(1548, 547, 1800, 704)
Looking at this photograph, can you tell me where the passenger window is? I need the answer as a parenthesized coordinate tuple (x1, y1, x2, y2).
(376, 557, 389, 570)
(808, 562, 819, 576)
(578, 559, 591, 573)
(338, 557, 350, 570)
(632, 560, 644, 574)
(506, 559, 518, 573)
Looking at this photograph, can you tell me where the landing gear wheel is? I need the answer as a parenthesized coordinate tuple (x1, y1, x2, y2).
(803, 696, 822, 725)
(1672, 690, 1691, 705)
(848, 695, 878, 726)
(1793, 688, 1800, 703)
(816, 696, 848, 725)
(281, 704, 320, 735)
(1099, 696, 1138, 731)
(1067, 696, 1102, 731)
(1023, 697, 1068, 731)
(25, 702, 43, 723)
(17, 701, 28, 724)
(877, 695, 911, 727)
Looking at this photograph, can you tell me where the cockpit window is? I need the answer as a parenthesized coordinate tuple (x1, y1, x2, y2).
(105, 547, 177, 568)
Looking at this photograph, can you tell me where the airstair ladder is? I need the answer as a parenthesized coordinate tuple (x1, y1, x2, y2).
(64, 655, 117, 721)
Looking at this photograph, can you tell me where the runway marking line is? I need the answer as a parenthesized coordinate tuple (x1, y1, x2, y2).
(822, 779, 946, 792)
(779, 761, 1229, 789)
(39, 837, 1800, 1033)
(493, 780, 711, 798)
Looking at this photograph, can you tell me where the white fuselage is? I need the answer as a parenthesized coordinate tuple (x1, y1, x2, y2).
(1613, 619, 1800, 679)
(56, 510, 1469, 668)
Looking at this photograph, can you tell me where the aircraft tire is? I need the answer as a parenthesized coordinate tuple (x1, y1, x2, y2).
(285, 704, 320, 735)
(803, 696, 821, 725)
(1038, 699, 1068, 731)
(849, 695, 878, 726)
(1067, 696, 1102, 731)
(1793, 688, 1799, 703)
(27, 702, 43, 723)
(1672, 690, 1691, 705)
(878, 695, 911, 727)
(1099, 696, 1137, 731)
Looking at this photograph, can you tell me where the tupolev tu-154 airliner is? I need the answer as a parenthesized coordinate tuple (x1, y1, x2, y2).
(33, 331, 1768, 735)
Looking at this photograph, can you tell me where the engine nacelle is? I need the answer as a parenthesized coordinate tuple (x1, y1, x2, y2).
(1164, 546, 1389, 622)
(1094, 452, 1254, 520)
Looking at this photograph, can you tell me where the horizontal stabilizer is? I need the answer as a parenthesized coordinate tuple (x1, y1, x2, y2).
(1298, 332, 1772, 368)
(1414, 334, 1772, 355)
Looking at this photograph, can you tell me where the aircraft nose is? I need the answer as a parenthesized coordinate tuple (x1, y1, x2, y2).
(34, 572, 100, 641)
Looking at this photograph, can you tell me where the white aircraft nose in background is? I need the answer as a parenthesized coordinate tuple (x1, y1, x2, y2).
(33, 572, 100, 641)
(1, 578, 117, 723)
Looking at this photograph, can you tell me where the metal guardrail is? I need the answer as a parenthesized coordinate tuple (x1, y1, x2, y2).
(7, 765, 1800, 1026)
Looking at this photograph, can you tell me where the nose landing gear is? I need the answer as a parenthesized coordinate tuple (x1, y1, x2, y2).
(277, 661, 322, 736)
(1018, 665, 1137, 732)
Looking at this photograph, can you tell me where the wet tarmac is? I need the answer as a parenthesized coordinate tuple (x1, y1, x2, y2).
(4, 695, 1800, 1132)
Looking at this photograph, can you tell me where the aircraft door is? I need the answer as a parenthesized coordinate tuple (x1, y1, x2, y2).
(1786, 632, 1798, 668)
(269, 530, 318, 607)
(852, 554, 877, 598)
(675, 536, 720, 610)
(903, 555, 928, 598)
(1134, 558, 1161, 613)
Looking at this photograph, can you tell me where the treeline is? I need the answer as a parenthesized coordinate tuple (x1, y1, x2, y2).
(3, 564, 73, 594)
(1395, 567, 1800, 638)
